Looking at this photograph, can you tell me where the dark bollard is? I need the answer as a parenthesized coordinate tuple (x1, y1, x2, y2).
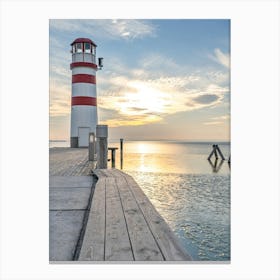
(96, 125, 108, 169)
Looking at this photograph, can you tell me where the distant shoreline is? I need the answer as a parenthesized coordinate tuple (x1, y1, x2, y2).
(49, 139, 230, 143)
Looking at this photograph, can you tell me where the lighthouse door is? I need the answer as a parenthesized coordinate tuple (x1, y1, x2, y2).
(78, 127, 90, 147)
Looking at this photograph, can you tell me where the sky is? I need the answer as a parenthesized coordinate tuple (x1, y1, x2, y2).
(50, 19, 230, 141)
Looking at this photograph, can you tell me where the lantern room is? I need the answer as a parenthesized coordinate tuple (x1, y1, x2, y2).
(71, 38, 97, 64)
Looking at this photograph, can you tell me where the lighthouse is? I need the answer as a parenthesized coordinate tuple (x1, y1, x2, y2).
(70, 38, 103, 148)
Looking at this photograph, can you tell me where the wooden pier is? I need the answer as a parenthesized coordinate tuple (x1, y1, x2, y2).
(79, 169, 191, 261)
(49, 148, 191, 262)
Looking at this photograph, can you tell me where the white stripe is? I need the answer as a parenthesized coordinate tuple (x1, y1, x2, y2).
(72, 67, 96, 75)
(72, 83, 96, 97)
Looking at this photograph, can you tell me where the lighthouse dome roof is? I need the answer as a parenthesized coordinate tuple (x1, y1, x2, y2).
(71, 38, 97, 47)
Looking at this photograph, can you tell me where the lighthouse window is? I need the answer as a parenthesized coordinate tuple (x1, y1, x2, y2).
(85, 43, 91, 53)
(76, 43, 82, 53)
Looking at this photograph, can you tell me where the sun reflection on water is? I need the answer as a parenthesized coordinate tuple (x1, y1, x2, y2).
(107, 140, 230, 261)
(112, 141, 230, 174)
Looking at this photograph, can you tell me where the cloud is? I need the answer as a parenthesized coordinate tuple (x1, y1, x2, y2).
(209, 48, 230, 68)
(191, 94, 219, 104)
(49, 19, 156, 41)
(212, 115, 230, 121)
(128, 107, 147, 112)
(49, 41, 229, 127)
(203, 121, 223, 126)
(94, 51, 230, 127)
(205, 70, 229, 86)
(203, 114, 230, 125)
(107, 19, 157, 40)
(98, 107, 122, 121)
(98, 68, 228, 127)
(50, 65, 70, 80)
(49, 79, 71, 117)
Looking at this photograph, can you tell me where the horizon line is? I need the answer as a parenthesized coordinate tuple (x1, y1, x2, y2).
(50, 139, 231, 142)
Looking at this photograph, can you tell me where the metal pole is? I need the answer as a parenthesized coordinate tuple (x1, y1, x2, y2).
(88, 132, 95, 161)
(120, 138, 123, 169)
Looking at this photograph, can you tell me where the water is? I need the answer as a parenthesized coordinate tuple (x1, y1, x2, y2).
(127, 171, 230, 261)
(110, 140, 230, 261)
(49, 139, 230, 261)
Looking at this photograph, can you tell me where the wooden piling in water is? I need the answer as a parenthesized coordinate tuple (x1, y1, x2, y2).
(207, 145, 216, 160)
(208, 144, 226, 161)
(213, 145, 218, 159)
(120, 138, 123, 169)
(216, 145, 225, 160)
(108, 147, 118, 168)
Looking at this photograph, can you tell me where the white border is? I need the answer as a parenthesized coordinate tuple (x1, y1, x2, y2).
(1, 1, 279, 279)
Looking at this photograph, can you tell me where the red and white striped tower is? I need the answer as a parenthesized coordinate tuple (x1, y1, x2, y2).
(70, 38, 101, 148)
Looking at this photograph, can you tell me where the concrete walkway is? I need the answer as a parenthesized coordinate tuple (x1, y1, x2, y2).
(49, 148, 94, 176)
(49, 176, 95, 261)
(49, 148, 96, 261)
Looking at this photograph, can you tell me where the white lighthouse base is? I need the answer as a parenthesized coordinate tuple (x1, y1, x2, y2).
(70, 105, 97, 148)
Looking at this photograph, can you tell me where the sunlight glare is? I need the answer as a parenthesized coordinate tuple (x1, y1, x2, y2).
(119, 81, 171, 116)
(136, 143, 151, 154)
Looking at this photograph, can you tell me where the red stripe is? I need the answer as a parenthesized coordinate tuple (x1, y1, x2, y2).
(70, 62, 98, 70)
(72, 74, 96, 84)
(72, 96, 97, 106)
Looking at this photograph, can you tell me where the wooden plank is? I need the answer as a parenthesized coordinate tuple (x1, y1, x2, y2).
(107, 169, 123, 178)
(78, 178, 106, 261)
(123, 174, 192, 261)
(114, 169, 127, 178)
(116, 176, 164, 261)
(83, 169, 192, 261)
(94, 169, 109, 178)
(105, 177, 134, 261)
(96, 169, 120, 178)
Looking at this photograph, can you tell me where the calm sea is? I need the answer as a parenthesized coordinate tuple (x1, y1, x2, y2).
(50, 140, 230, 261)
